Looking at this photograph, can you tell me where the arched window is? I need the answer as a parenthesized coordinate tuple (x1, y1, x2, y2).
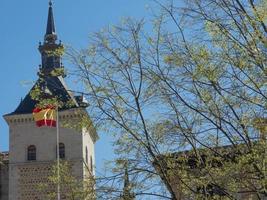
(27, 145, 36, 161)
(86, 146, 88, 164)
(59, 143, 65, 159)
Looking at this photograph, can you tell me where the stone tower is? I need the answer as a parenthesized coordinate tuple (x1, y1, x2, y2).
(3, 2, 98, 200)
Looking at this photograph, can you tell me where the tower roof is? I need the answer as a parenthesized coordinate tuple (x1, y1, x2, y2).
(6, 1, 88, 116)
(12, 77, 80, 114)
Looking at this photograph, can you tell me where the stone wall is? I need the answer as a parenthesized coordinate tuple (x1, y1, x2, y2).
(0, 159, 9, 200)
(4, 108, 96, 200)
(17, 162, 53, 200)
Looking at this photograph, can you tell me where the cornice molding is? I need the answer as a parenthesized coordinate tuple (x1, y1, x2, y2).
(4, 108, 85, 125)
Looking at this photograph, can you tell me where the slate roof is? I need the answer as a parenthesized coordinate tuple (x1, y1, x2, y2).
(10, 76, 80, 115)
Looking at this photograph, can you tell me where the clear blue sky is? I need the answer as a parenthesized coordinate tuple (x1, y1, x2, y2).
(0, 0, 151, 171)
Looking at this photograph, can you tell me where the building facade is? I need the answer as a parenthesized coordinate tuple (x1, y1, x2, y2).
(0, 152, 9, 200)
(0, 2, 98, 200)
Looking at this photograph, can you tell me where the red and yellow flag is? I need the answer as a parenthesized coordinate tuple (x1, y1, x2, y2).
(33, 106, 56, 127)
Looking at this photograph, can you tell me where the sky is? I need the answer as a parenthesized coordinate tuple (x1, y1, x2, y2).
(0, 0, 152, 172)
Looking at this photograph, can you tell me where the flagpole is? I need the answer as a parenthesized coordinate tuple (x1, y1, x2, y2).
(56, 106, 60, 200)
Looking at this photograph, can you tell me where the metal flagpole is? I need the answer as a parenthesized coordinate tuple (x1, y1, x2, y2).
(56, 106, 60, 200)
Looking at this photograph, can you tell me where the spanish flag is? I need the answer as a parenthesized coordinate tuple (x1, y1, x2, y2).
(33, 106, 56, 127)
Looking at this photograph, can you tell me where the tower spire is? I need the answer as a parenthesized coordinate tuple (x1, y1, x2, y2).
(38, 1, 64, 76)
(120, 161, 135, 200)
(45, 0, 57, 43)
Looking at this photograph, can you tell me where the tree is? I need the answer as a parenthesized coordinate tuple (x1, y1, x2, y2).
(39, 161, 96, 200)
(68, 18, 179, 199)
(66, 0, 267, 199)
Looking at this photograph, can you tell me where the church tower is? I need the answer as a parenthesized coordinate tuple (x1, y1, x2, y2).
(3, 2, 98, 200)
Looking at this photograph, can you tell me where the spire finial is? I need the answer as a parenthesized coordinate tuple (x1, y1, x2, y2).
(45, 0, 57, 42)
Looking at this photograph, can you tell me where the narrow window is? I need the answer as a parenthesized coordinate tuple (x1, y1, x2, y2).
(59, 143, 65, 159)
(90, 156, 93, 172)
(27, 145, 36, 161)
(86, 146, 88, 164)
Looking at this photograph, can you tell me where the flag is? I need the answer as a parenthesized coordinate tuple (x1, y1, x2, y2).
(33, 106, 56, 127)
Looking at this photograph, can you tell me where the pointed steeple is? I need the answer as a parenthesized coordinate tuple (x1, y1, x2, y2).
(6, 0, 88, 115)
(45, 1, 57, 43)
(38, 1, 64, 76)
(120, 162, 135, 200)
